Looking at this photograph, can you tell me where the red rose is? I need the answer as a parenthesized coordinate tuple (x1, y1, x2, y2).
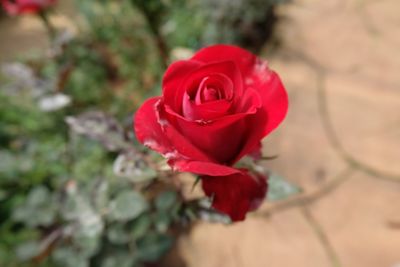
(202, 169, 268, 221)
(134, 44, 288, 220)
(1, 0, 56, 15)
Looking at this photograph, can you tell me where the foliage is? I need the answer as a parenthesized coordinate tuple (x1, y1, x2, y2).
(0, 0, 292, 266)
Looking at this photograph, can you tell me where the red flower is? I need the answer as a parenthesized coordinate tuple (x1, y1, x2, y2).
(202, 169, 268, 221)
(1, 0, 56, 15)
(134, 44, 288, 220)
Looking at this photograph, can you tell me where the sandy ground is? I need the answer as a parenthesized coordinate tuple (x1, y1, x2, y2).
(179, 1, 400, 267)
(1, 0, 399, 266)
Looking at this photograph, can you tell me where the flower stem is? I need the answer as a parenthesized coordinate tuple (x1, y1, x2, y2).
(38, 11, 56, 43)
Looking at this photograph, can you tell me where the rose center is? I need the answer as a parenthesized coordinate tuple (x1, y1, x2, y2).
(193, 74, 233, 105)
(182, 73, 234, 121)
(202, 87, 219, 101)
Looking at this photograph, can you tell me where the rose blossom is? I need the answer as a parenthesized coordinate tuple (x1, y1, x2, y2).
(134, 44, 288, 220)
(202, 169, 268, 221)
(1, 0, 56, 15)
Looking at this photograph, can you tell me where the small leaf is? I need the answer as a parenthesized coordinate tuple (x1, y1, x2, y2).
(61, 183, 104, 237)
(137, 233, 173, 262)
(191, 176, 201, 192)
(52, 247, 89, 267)
(91, 179, 109, 213)
(154, 211, 171, 233)
(113, 150, 157, 182)
(107, 224, 131, 245)
(198, 209, 231, 224)
(101, 252, 135, 267)
(131, 214, 152, 240)
(0, 189, 8, 201)
(12, 186, 56, 227)
(66, 111, 127, 152)
(155, 191, 177, 211)
(72, 234, 100, 258)
(267, 172, 301, 201)
(15, 241, 40, 261)
(109, 191, 149, 221)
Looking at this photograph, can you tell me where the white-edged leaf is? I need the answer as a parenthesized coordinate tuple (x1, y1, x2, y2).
(267, 172, 301, 201)
(109, 191, 148, 221)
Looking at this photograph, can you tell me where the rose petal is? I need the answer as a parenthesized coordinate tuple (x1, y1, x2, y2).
(191, 44, 257, 77)
(182, 61, 243, 108)
(137, 98, 212, 161)
(233, 70, 288, 162)
(201, 169, 268, 221)
(163, 60, 203, 114)
(236, 87, 262, 114)
(171, 160, 240, 176)
(195, 73, 234, 104)
(134, 97, 174, 155)
(155, 100, 212, 162)
(172, 113, 246, 163)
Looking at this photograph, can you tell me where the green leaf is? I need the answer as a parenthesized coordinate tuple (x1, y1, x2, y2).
(72, 234, 100, 258)
(101, 252, 135, 267)
(198, 209, 231, 224)
(155, 191, 177, 211)
(92, 179, 109, 213)
(65, 111, 127, 152)
(15, 241, 40, 261)
(137, 233, 173, 262)
(154, 211, 171, 233)
(12, 186, 56, 227)
(52, 247, 89, 267)
(131, 214, 152, 240)
(61, 184, 104, 238)
(113, 151, 157, 183)
(109, 191, 149, 221)
(107, 224, 131, 245)
(267, 172, 301, 201)
(0, 189, 7, 201)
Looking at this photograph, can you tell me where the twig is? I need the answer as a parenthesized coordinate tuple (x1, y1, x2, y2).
(301, 207, 342, 267)
(315, 66, 400, 182)
(38, 11, 56, 43)
(257, 167, 354, 217)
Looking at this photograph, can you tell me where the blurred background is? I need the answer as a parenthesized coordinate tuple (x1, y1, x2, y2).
(0, 0, 399, 267)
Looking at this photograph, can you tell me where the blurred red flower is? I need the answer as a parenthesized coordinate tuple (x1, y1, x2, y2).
(1, 0, 56, 15)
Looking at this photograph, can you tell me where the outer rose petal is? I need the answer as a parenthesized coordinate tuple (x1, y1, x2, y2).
(171, 160, 240, 176)
(134, 97, 173, 155)
(191, 44, 257, 77)
(233, 70, 288, 162)
(202, 169, 268, 221)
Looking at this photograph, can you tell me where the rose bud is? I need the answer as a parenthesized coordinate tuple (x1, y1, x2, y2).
(134, 44, 288, 221)
(1, 0, 56, 15)
(202, 169, 268, 221)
